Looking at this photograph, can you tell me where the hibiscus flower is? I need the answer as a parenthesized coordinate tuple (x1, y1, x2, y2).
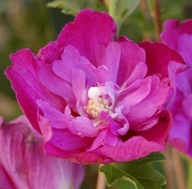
(161, 19, 192, 156)
(5, 9, 187, 164)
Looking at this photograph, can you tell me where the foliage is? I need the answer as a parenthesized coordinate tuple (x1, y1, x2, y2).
(101, 153, 166, 189)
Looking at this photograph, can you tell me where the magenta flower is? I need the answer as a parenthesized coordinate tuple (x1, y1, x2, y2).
(5, 9, 187, 164)
(0, 116, 84, 189)
(161, 19, 192, 156)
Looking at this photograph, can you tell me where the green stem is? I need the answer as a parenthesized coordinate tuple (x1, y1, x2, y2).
(108, 0, 117, 19)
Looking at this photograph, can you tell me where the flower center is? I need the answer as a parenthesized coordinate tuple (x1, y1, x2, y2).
(85, 87, 112, 118)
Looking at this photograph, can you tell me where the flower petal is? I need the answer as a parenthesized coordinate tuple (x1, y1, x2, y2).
(139, 41, 186, 78)
(0, 116, 84, 189)
(117, 37, 146, 86)
(57, 9, 117, 64)
(5, 49, 64, 133)
(95, 136, 165, 162)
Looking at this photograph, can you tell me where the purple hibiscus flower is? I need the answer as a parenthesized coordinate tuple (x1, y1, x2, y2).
(161, 19, 192, 156)
(0, 116, 84, 189)
(5, 9, 187, 164)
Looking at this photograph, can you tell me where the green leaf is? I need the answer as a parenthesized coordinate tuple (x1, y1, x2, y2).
(101, 164, 143, 189)
(47, 0, 105, 16)
(100, 153, 166, 189)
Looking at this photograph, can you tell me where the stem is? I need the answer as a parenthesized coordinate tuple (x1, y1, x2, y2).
(163, 150, 176, 189)
(108, 0, 117, 19)
(172, 149, 186, 189)
(147, 0, 162, 41)
(96, 164, 106, 189)
(154, 0, 162, 41)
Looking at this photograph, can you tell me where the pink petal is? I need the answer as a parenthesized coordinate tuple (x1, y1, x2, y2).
(138, 110, 172, 144)
(57, 9, 117, 64)
(160, 19, 180, 48)
(72, 68, 86, 102)
(71, 117, 98, 137)
(125, 76, 172, 128)
(177, 34, 192, 65)
(168, 114, 191, 155)
(37, 100, 97, 137)
(95, 136, 165, 162)
(139, 41, 186, 78)
(117, 77, 151, 111)
(37, 41, 62, 64)
(95, 41, 121, 82)
(38, 64, 75, 103)
(52, 45, 92, 83)
(37, 100, 72, 129)
(160, 19, 192, 50)
(5, 49, 64, 133)
(182, 94, 192, 120)
(117, 37, 146, 86)
(0, 116, 84, 189)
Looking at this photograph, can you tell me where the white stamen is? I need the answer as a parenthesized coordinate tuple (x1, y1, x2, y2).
(88, 87, 101, 99)
(85, 86, 112, 119)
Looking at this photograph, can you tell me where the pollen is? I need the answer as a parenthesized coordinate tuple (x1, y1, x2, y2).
(85, 87, 112, 118)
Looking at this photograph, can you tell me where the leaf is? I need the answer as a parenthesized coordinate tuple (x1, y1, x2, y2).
(100, 153, 166, 189)
(101, 164, 143, 189)
(47, 0, 105, 16)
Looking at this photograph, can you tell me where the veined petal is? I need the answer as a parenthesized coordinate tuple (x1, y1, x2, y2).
(95, 136, 165, 162)
(5, 49, 64, 133)
(0, 116, 84, 189)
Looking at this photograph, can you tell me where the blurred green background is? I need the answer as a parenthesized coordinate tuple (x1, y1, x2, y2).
(0, 0, 192, 188)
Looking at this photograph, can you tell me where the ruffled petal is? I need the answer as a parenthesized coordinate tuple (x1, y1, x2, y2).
(5, 49, 64, 133)
(94, 136, 165, 162)
(57, 9, 117, 64)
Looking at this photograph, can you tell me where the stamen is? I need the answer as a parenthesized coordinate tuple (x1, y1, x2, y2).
(88, 87, 101, 99)
(85, 87, 112, 118)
